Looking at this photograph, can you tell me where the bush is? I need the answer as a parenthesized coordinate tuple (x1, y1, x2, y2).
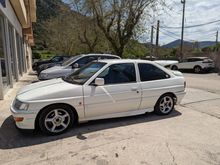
(32, 52, 41, 59)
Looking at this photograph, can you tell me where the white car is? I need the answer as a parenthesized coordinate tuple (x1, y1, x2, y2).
(11, 59, 186, 135)
(171, 57, 215, 73)
(39, 54, 120, 80)
(155, 60, 179, 68)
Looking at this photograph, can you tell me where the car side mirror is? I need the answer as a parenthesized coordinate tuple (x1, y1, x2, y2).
(72, 63, 79, 68)
(94, 78, 105, 86)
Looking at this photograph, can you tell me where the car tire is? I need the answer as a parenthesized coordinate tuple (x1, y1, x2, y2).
(171, 65, 178, 70)
(39, 105, 74, 135)
(194, 66, 202, 73)
(154, 94, 174, 115)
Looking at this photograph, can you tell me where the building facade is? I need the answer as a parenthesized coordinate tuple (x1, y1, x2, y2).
(0, 0, 36, 99)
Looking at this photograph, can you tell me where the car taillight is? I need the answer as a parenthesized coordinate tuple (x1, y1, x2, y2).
(202, 59, 213, 63)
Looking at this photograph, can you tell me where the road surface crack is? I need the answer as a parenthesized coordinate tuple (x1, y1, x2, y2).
(166, 142, 177, 165)
(181, 98, 220, 106)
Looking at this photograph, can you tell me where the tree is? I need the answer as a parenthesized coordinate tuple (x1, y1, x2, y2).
(44, 5, 87, 55)
(33, 0, 63, 48)
(71, 0, 159, 57)
(77, 17, 100, 53)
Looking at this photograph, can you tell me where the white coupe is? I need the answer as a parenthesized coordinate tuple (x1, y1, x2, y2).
(11, 59, 186, 135)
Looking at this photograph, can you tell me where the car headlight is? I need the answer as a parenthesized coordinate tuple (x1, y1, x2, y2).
(13, 99, 29, 111)
(40, 73, 48, 79)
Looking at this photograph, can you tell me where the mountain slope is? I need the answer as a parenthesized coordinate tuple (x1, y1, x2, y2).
(162, 39, 216, 49)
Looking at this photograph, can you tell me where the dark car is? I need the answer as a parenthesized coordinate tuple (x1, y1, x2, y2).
(32, 55, 70, 71)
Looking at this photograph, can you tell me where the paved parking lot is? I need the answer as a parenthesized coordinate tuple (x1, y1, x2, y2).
(0, 73, 220, 165)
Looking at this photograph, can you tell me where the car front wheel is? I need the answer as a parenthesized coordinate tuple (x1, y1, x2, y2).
(39, 105, 74, 135)
(154, 94, 174, 115)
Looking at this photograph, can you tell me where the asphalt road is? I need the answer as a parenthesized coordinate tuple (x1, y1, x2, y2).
(0, 73, 220, 165)
(184, 72, 220, 94)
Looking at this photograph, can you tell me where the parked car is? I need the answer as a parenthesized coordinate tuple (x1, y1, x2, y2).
(11, 59, 186, 135)
(32, 55, 70, 71)
(170, 57, 215, 73)
(38, 54, 120, 80)
(36, 57, 71, 76)
(154, 60, 179, 68)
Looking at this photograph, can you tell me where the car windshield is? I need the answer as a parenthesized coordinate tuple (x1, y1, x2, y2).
(63, 62, 106, 84)
(61, 55, 81, 66)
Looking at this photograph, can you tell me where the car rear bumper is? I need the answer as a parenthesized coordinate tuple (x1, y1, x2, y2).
(175, 91, 186, 104)
(202, 66, 215, 71)
(10, 106, 36, 130)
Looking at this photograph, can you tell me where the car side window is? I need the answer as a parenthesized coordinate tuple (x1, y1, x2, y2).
(187, 58, 197, 62)
(75, 56, 97, 67)
(138, 63, 170, 81)
(51, 56, 62, 62)
(97, 63, 136, 85)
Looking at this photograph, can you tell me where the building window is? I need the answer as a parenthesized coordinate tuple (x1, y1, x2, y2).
(8, 24, 17, 81)
(0, 15, 10, 89)
(16, 32, 23, 76)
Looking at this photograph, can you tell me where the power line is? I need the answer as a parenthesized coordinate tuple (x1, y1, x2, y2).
(183, 30, 216, 35)
(161, 28, 216, 39)
(160, 28, 196, 42)
(161, 19, 220, 29)
(157, 29, 181, 40)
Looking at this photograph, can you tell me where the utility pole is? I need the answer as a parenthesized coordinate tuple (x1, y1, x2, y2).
(150, 25, 154, 60)
(156, 20, 160, 57)
(216, 30, 219, 52)
(180, 0, 186, 61)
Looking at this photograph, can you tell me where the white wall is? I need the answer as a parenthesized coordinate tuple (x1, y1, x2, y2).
(0, 0, 22, 35)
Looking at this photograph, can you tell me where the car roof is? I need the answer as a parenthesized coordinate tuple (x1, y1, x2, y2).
(187, 57, 209, 59)
(97, 59, 154, 64)
(81, 54, 120, 58)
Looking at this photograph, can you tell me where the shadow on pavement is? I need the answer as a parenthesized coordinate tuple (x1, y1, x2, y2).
(0, 110, 181, 150)
(180, 69, 215, 74)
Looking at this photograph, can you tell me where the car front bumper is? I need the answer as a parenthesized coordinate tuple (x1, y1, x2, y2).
(10, 105, 36, 130)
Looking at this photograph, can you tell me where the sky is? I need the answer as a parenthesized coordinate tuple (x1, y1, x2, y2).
(155, 0, 220, 45)
(64, 0, 220, 45)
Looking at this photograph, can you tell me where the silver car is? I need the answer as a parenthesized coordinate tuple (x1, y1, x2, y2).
(38, 54, 120, 80)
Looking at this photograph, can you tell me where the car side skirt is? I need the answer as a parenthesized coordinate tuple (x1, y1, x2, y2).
(79, 108, 154, 122)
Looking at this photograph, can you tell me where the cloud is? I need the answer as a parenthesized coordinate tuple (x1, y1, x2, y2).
(155, 0, 220, 45)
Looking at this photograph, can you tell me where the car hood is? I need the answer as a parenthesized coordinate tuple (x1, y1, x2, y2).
(17, 78, 82, 102)
(155, 60, 179, 66)
(41, 66, 66, 74)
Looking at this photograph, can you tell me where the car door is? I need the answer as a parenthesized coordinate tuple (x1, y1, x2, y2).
(177, 59, 189, 69)
(83, 63, 142, 118)
(138, 63, 172, 109)
(185, 58, 196, 69)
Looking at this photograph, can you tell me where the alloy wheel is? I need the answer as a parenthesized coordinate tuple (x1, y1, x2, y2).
(44, 109, 71, 133)
(159, 96, 174, 114)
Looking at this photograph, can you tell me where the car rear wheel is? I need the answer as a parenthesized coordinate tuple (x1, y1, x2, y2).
(194, 66, 202, 73)
(39, 105, 74, 135)
(171, 65, 178, 70)
(154, 94, 174, 115)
